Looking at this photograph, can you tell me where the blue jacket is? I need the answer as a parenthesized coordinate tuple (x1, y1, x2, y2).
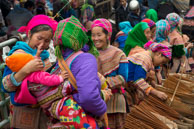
(127, 5, 148, 27)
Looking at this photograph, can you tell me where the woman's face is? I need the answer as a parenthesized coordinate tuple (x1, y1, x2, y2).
(151, 26, 156, 39)
(144, 28, 151, 41)
(153, 52, 169, 66)
(28, 30, 52, 50)
(91, 26, 108, 50)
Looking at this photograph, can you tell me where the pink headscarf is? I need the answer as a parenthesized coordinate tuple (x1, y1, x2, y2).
(144, 41, 172, 60)
(91, 18, 112, 40)
(18, 15, 58, 35)
(142, 18, 155, 28)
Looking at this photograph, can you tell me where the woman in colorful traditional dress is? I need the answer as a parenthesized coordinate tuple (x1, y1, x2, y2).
(166, 13, 191, 73)
(123, 22, 151, 57)
(50, 16, 107, 129)
(123, 21, 158, 87)
(80, 0, 95, 27)
(91, 18, 129, 129)
(127, 41, 171, 101)
(113, 21, 133, 50)
(141, 19, 163, 85)
(142, 18, 156, 40)
(154, 19, 171, 46)
(153, 19, 171, 82)
(2, 14, 57, 129)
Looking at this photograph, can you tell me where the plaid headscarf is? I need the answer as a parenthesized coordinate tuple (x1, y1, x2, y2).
(144, 41, 171, 60)
(142, 18, 155, 28)
(146, 9, 158, 22)
(177, 17, 184, 34)
(91, 18, 112, 40)
(166, 13, 180, 32)
(81, 0, 95, 24)
(53, 16, 89, 58)
(154, 20, 170, 43)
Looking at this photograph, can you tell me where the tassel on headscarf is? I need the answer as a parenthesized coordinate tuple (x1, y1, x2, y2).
(55, 45, 62, 58)
(86, 31, 99, 57)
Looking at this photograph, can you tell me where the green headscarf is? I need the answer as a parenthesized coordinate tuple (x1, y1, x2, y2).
(86, 31, 99, 57)
(53, 16, 98, 58)
(124, 22, 149, 56)
(146, 9, 158, 23)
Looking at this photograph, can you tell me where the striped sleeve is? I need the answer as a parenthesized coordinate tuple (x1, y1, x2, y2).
(106, 62, 128, 89)
(135, 78, 153, 95)
(133, 64, 153, 95)
(106, 75, 126, 89)
(43, 58, 52, 71)
(2, 74, 17, 92)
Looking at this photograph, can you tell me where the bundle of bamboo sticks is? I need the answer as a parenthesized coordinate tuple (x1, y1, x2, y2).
(125, 73, 194, 129)
(163, 75, 193, 94)
(156, 73, 194, 117)
(147, 95, 194, 129)
(129, 105, 170, 129)
(125, 114, 153, 129)
(156, 86, 194, 117)
(145, 95, 180, 120)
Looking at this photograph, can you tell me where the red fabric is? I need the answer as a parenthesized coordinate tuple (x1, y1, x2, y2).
(58, 96, 97, 129)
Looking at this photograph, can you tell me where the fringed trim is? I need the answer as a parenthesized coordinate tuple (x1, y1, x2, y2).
(55, 45, 62, 59)
(87, 31, 99, 57)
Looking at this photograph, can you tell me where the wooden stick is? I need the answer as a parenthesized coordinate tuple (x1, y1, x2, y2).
(58, 58, 109, 127)
(169, 59, 186, 106)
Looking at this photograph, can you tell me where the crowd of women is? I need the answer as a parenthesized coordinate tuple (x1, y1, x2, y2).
(1, 1, 194, 129)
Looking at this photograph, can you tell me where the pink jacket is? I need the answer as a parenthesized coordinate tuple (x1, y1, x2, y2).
(14, 71, 63, 104)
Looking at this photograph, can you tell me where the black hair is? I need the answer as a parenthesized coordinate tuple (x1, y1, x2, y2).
(150, 24, 156, 30)
(36, 5, 46, 15)
(161, 54, 167, 58)
(24, 0, 35, 9)
(102, 28, 110, 44)
(102, 28, 109, 35)
(30, 24, 53, 37)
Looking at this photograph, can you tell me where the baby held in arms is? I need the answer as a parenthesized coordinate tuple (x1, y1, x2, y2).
(5, 44, 69, 105)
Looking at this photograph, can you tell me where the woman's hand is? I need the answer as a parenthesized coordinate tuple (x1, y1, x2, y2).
(22, 58, 44, 74)
(36, 43, 44, 57)
(60, 70, 69, 80)
(186, 43, 193, 50)
(150, 88, 168, 101)
(101, 88, 112, 102)
(156, 91, 168, 101)
(14, 58, 44, 82)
